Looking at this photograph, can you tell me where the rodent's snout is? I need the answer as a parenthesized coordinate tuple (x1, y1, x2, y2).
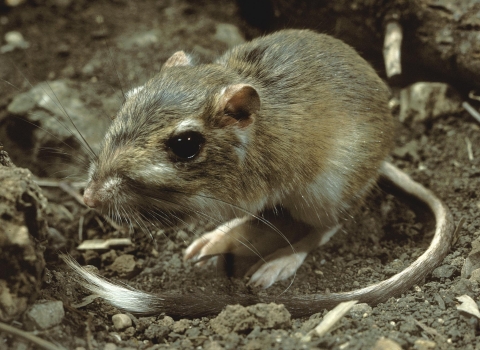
(83, 187, 99, 208)
(83, 176, 121, 208)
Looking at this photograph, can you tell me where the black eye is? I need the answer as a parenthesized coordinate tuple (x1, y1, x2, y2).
(167, 132, 205, 161)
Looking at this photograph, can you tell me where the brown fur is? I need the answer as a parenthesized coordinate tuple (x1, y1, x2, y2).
(76, 30, 454, 317)
(86, 30, 393, 221)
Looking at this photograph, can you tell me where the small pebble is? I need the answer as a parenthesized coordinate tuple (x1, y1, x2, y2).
(350, 303, 372, 319)
(3, 30, 19, 43)
(103, 343, 117, 350)
(5, 0, 26, 7)
(398, 82, 462, 124)
(24, 300, 65, 330)
(1, 31, 30, 53)
(6, 225, 29, 246)
(112, 314, 132, 331)
(176, 229, 189, 242)
(108, 254, 138, 278)
(210, 303, 291, 335)
(432, 264, 456, 278)
(173, 319, 190, 333)
(414, 339, 436, 350)
(373, 337, 402, 350)
(214, 23, 245, 47)
(469, 268, 480, 282)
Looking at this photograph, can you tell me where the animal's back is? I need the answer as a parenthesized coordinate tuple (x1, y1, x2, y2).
(217, 29, 394, 212)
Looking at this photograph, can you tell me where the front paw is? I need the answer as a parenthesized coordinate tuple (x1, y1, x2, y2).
(184, 217, 249, 264)
(184, 229, 227, 264)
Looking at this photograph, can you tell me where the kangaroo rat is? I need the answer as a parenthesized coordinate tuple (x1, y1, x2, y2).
(68, 29, 455, 318)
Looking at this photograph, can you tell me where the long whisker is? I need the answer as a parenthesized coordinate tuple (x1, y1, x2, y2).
(105, 41, 126, 102)
(150, 207, 211, 242)
(43, 80, 98, 159)
(7, 113, 79, 154)
(1, 78, 98, 161)
(38, 147, 90, 169)
(156, 190, 296, 255)
(132, 211, 155, 241)
(144, 195, 267, 262)
(146, 208, 176, 228)
(4, 65, 96, 159)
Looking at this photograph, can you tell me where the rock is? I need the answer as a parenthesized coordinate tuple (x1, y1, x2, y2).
(432, 264, 456, 278)
(204, 341, 223, 350)
(47, 227, 67, 251)
(214, 23, 245, 47)
(176, 229, 189, 242)
(108, 254, 139, 278)
(1, 31, 30, 53)
(160, 316, 174, 328)
(0, 281, 27, 325)
(0, 148, 13, 167)
(434, 293, 446, 310)
(5, 0, 26, 6)
(7, 81, 109, 145)
(349, 303, 373, 319)
(0, 153, 47, 322)
(210, 303, 291, 335)
(112, 314, 132, 331)
(5, 79, 116, 177)
(101, 250, 118, 265)
(399, 82, 462, 124)
(461, 237, 480, 278)
(144, 324, 169, 341)
(83, 250, 100, 266)
(172, 319, 190, 333)
(116, 30, 160, 50)
(144, 321, 171, 342)
(4, 31, 26, 45)
(449, 278, 474, 296)
(399, 317, 418, 334)
(469, 268, 480, 282)
(414, 339, 436, 350)
(392, 140, 420, 162)
(373, 337, 402, 350)
(24, 300, 65, 330)
(134, 316, 156, 333)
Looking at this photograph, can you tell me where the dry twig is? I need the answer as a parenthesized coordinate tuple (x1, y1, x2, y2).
(78, 215, 84, 241)
(463, 102, 480, 123)
(302, 300, 358, 341)
(465, 137, 474, 161)
(0, 321, 65, 350)
(34, 178, 86, 206)
(383, 21, 403, 78)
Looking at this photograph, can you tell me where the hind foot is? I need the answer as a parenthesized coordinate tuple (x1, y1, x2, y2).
(184, 213, 340, 288)
(246, 225, 340, 288)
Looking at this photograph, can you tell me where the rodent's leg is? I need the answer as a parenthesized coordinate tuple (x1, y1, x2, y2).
(184, 212, 306, 269)
(184, 216, 250, 264)
(184, 210, 339, 288)
(247, 224, 341, 289)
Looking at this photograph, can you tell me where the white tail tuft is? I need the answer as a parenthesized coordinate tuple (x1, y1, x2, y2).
(62, 255, 162, 314)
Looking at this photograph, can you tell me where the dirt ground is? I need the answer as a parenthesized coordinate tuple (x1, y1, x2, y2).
(0, 0, 479, 349)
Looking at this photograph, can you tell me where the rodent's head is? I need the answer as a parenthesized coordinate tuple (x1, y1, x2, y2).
(83, 51, 261, 226)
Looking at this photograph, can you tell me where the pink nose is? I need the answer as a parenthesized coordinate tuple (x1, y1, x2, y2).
(83, 187, 99, 208)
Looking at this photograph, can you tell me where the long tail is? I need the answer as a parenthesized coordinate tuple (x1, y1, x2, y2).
(65, 161, 456, 318)
(282, 161, 455, 316)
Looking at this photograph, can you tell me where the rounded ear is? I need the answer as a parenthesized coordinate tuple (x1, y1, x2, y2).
(218, 84, 260, 128)
(163, 51, 192, 68)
